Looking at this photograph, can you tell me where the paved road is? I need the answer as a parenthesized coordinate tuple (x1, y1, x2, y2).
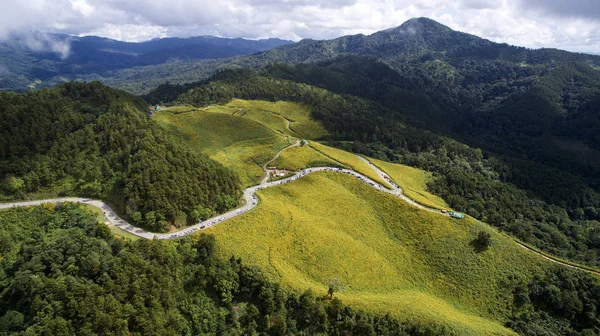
(0, 164, 410, 240)
(0, 197, 157, 240)
(355, 156, 447, 215)
(2, 146, 599, 276)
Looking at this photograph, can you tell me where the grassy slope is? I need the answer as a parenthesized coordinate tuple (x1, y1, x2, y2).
(273, 142, 446, 210)
(309, 142, 389, 186)
(155, 100, 329, 187)
(271, 145, 341, 171)
(370, 158, 450, 210)
(228, 99, 329, 139)
(206, 172, 551, 335)
(155, 105, 288, 187)
(154, 100, 558, 334)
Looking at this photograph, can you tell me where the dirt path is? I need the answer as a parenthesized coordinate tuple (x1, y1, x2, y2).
(261, 140, 299, 184)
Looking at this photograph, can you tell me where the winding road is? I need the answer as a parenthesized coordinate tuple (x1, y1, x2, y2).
(1, 140, 599, 275)
(0, 143, 431, 240)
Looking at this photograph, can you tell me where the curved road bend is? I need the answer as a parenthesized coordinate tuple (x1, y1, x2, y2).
(355, 156, 446, 215)
(261, 140, 299, 185)
(0, 166, 404, 240)
(1, 151, 599, 275)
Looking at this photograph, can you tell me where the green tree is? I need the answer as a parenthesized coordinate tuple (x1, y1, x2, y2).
(327, 278, 344, 300)
(2, 176, 24, 195)
(472, 231, 492, 252)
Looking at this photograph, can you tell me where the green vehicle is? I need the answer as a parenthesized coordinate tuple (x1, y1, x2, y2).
(449, 211, 465, 219)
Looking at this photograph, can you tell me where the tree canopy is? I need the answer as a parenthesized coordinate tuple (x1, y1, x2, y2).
(0, 82, 241, 232)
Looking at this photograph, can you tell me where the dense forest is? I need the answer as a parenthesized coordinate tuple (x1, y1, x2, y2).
(2, 203, 600, 335)
(146, 69, 600, 267)
(0, 203, 458, 335)
(0, 82, 241, 232)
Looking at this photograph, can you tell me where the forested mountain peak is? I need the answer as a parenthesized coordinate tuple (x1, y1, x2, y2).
(363, 17, 492, 57)
(382, 17, 454, 35)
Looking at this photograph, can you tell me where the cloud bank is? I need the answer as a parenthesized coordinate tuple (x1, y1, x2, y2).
(0, 0, 599, 53)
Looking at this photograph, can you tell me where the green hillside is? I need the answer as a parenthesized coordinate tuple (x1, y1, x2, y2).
(272, 144, 341, 171)
(309, 142, 388, 186)
(153, 68, 600, 269)
(155, 105, 287, 187)
(205, 171, 550, 335)
(153, 100, 328, 187)
(227, 99, 328, 139)
(370, 158, 449, 210)
(150, 99, 600, 334)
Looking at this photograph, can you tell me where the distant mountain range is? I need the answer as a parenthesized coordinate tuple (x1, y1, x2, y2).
(79, 17, 599, 95)
(0, 33, 292, 91)
(3, 18, 600, 95)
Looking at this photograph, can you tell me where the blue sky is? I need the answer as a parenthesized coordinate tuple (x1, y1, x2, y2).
(2, 0, 600, 53)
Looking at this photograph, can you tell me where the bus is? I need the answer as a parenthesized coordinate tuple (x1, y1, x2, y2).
(449, 211, 465, 219)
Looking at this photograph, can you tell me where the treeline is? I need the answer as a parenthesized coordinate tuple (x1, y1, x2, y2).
(147, 69, 600, 266)
(505, 266, 600, 335)
(0, 203, 454, 335)
(0, 82, 240, 232)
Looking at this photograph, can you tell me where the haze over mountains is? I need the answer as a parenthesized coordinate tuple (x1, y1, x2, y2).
(0, 32, 291, 91)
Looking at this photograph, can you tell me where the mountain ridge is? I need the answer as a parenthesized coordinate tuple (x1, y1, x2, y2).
(5, 17, 600, 94)
(0, 32, 293, 92)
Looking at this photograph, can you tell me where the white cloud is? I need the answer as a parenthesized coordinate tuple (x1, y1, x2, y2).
(82, 23, 167, 41)
(70, 0, 95, 17)
(0, 0, 599, 52)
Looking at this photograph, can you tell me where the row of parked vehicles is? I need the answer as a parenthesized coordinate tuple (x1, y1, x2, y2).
(156, 165, 465, 240)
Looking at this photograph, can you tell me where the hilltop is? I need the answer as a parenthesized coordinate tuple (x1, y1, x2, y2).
(94, 17, 600, 94)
